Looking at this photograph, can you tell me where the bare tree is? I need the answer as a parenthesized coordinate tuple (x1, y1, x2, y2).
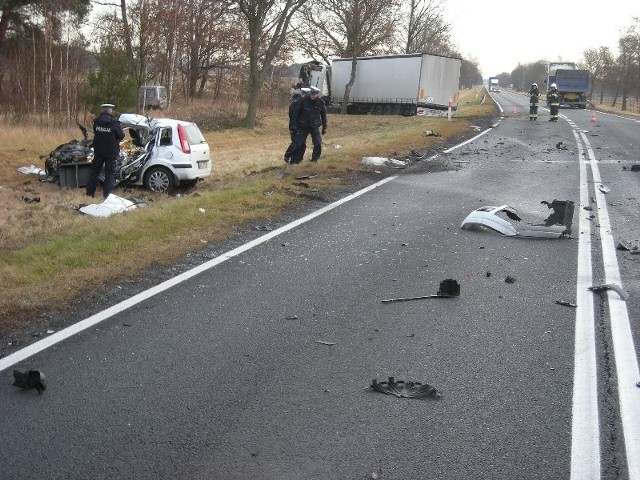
(403, 0, 451, 55)
(236, 0, 307, 128)
(295, 0, 401, 113)
(582, 47, 613, 101)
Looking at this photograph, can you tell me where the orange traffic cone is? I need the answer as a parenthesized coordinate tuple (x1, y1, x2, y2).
(591, 111, 596, 122)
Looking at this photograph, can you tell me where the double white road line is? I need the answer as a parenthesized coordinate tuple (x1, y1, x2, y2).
(571, 119, 640, 479)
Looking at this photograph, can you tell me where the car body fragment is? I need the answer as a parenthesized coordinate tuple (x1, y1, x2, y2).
(461, 202, 573, 238)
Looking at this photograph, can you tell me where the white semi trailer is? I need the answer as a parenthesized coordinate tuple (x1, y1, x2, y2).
(295, 53, 461, 116)
(332, 53, 461, 115)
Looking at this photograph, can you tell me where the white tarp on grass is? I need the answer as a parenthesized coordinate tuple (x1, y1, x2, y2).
(79, 194, 137, 218)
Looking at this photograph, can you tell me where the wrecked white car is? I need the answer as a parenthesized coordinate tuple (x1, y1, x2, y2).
(118, 114, 211, 192)
(44, 114, 211, 193)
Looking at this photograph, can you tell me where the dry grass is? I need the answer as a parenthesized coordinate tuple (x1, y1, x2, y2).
(0, 88, 496, 333)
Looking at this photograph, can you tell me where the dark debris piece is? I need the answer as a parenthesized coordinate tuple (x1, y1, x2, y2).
(381, 279, 460, 303)
(588, 284, 629, 301)
(505, 276, 516, 283)
(556, 300, 577, 308)
(541, 200, 575, 234)
(437, 279, 460, 297)
(370, 377, 441, 399)
(12, 369, 46, 394)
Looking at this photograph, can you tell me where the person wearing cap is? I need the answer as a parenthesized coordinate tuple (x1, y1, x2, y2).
(284, 88, 310, 163)
(529, 83, 540, 121)
(86, 103, 125, 198)
(289, 86, 327, 164)
(547, 83, 560, 122)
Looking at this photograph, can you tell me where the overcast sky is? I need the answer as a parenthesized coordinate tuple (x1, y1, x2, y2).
(442, 0, 640, 78)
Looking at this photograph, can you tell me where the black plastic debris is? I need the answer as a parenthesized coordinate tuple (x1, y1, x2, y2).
(437, 279, 460, 297)
(505, 276, 516, 283)
(556, 142, 568, 150)
(541, 200, 575, 234)
(12, 369, 46, 394)
(381, 279, 460, 303)
(588, 284, 629, 301)
(629, 165, 640, 172)
(370, 377, 441, 399)
(616, 241, 630, 251)
(556, 300, 577, 308)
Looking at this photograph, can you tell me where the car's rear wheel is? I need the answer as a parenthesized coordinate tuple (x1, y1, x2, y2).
(144, 166, 175, 193)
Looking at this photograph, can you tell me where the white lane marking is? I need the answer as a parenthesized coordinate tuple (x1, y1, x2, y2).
(580, 130, 640, 479)
(0, 175, 398, 372)
(570, 129, 601, 479)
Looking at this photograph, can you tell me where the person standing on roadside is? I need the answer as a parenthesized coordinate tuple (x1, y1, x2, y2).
(547, 83, 560, 122)
(86, 103, 125, 198)
(289, 86, 327, 164)
(284, 88, 309, 164)
(529, 83, 540, 121)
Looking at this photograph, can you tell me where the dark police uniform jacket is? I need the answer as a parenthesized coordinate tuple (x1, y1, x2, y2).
(92, 112, 125, 158)
(290, 95, 327, 132)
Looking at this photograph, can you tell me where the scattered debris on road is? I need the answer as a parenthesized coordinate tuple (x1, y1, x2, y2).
(12, 369, 46, 394)
(505, 276, 516, 283)
(370, 377, 441, 399)
(556, 300, 577, 308)
(616, 241, 630, 251)
(597, 184, 611, 194)
(316, 340, 336, 346)
(588, 284, 629, 301)
(556, 142, 568, 150)
(381, 279, 460, 303)
(461, 201, 574, 238)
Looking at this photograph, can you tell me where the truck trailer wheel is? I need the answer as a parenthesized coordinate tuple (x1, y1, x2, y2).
(144, 166, 175, 193)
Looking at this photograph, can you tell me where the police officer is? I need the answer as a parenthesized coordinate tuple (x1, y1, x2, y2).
(86, 103, 125, 198)
(548, 83, 560, 122)
(289, 86, 327, 164)
(284, 88, 309, 164)
(529, 83, 540, 121)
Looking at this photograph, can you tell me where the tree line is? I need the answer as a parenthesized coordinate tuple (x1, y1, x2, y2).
(490, 17, 640, 113)
(0, 0, 487, 127)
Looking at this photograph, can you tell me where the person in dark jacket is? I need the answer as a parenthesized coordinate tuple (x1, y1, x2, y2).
(547, 84, 560, 122)
(86, 103, 125, 198)
(284, 88, 309, 164)
(289, 86, 327, 164)
(529, 83, 540, 121)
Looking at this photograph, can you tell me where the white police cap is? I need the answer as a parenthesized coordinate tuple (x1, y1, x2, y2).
(101, 103, 115, 109)
(309, 86, 321, 94)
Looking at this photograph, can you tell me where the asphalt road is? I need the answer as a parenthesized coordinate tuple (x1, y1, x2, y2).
(1, 93, 639, 480)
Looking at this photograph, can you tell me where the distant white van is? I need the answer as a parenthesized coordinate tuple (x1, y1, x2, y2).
(139, 85, 168, 110)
